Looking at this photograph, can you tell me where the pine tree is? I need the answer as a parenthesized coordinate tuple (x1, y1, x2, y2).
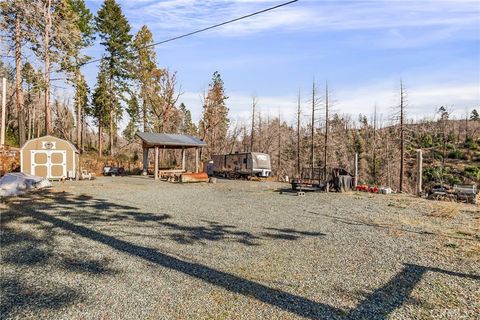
(123, 94, 139, 141)
(0, 0, 31, 145)
(73, 74, 89, 151)
(179, 103, 197, 135)
(133, 25, 160, 132)
(28, 0, 82, 135)
(199, 71, 229, 156)
(471, 109, 479, 121)
(89, 64, 111, 156)
(66, 0, 94, 150)
(95, 0, 133, 155)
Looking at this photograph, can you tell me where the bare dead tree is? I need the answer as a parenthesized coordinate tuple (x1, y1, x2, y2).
(399, 80, 406, 192)
(277, 112, 281, 177)
(250, 96, 256, 152)
(373, 104, 377, 184)
(311, 80, 315, 178)
(324, 81, 329, 181)
(296, 89, 301, 177)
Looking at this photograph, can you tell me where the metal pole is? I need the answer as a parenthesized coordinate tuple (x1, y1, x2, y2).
(417, 149, 423, 196)
(1, 78, 6, 146)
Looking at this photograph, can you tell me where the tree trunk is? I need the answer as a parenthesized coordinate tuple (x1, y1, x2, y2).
(143, 98, 148, 132)
(109, 75, 114, 156)
(109, 110, 114, 156)
(399, 81, 405, 192)
(324, 82, 329, 181)
(250, 98, 255, 152)
(373, 105, 377, 184)
(296, 90, 301, 177)
(15, 14, 26, 145)
(310, 81, 315, 179)
(98, 122, 103, 157)
(44, 0, 52, 135)
(76, 84, 82, 152)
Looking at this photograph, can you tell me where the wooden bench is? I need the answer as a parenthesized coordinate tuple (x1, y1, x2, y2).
(158, 169, 185, 181)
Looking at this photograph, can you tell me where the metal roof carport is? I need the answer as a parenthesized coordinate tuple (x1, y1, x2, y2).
(136, 132, 207, 180)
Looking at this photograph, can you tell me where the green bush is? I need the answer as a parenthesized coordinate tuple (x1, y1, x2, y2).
(420, 135, 433, 148)
(446, 143, 455, 150)
(464, 166, 480, 180)
(448, 175, 462, 185)
(448, 149, 464, 159)
(465, 139, 478, 150)
(423, 167, 442, 182)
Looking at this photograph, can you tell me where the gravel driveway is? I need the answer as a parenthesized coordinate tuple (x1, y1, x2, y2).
(1, 176, 479, 319)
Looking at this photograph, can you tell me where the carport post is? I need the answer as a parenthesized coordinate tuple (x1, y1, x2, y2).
(154, 146, 159, 180)
(195, 147, 199, 173)
(142, 147, 149, 175)
(181, 147, 186, 171)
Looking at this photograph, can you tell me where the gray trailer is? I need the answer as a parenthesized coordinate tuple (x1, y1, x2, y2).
(212, 152, 272, 178)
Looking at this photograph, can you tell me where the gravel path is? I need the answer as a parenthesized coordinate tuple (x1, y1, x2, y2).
(1, 176, 479, 319)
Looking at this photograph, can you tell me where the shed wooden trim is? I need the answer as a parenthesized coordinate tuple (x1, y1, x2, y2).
(20, 135, 79, 153)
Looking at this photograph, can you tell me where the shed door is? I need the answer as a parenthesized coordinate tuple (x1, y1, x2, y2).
(31, 150, 67, 179)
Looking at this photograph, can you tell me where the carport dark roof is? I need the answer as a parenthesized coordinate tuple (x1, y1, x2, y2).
(136, 132, 207, 148)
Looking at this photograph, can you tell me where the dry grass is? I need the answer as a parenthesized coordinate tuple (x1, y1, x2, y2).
(426, 202, 461, 218)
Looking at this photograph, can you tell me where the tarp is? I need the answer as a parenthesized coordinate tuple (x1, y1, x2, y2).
(0, 172, 52, 197)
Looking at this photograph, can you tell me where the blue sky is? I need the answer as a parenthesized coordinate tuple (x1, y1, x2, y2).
(82, 0, 480, 125)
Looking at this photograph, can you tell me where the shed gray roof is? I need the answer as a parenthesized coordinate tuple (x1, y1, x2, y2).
(136, 132, 207, 148)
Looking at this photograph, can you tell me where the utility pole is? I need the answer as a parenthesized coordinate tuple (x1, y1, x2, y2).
(310, 80, 315, 179)
(296, 89, 301, 177)
(1, 78, 6, 146)
(324, 81, 329, 182)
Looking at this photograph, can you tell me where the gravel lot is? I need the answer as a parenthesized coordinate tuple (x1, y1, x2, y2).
(1, 176, 479, 319)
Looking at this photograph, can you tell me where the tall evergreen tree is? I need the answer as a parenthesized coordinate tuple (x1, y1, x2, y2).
(89, 64, 111, 156)
(0, 0, 31, 145)
(28, 0, 81, 135)
(179, 103, 197, 135)
(65, 0, 94, 150)
(95, 0, 133, 155)
(123, 94, 139, 141)
(199, 71, 229, 156)
(470, 109, 479, 121)
(132, 25, 160, 132)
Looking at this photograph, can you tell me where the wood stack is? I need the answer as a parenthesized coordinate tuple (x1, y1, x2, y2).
(0, 147, 20, 176)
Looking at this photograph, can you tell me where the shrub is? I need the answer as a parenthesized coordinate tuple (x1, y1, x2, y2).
(464, 166, 480, 180)
(423, 167, 442, 182)
(448, 149, 464, 159)
(465, 139, 478, 150)
(420, 134, 433, 148)
(446, 143, 455, 150)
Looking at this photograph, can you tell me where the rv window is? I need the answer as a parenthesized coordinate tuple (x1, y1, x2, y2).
(243, 158, 247, 164)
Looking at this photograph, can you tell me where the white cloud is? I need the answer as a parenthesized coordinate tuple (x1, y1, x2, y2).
(121, 0, 480, 40)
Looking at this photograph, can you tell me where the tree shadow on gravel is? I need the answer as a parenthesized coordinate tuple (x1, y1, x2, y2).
(1, 190, 478, 319)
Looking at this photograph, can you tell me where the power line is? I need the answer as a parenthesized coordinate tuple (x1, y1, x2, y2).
(80, 0, 298, 67)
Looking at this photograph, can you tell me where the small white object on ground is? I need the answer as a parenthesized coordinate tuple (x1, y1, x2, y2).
(0, 172, 52, 197)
